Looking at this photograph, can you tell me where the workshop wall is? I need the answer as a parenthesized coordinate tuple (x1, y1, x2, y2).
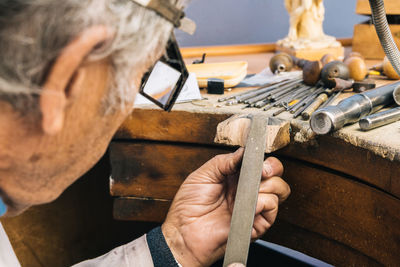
(176, 0, 365, 47)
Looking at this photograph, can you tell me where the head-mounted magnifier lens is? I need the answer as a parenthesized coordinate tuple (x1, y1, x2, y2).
(139, 34, 189, 111)
(131, 0, 195, 111)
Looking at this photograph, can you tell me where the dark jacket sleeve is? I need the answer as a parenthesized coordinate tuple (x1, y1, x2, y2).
(147, 226, 180, 267)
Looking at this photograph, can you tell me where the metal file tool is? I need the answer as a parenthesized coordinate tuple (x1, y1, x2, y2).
(215, 115, 290, 267)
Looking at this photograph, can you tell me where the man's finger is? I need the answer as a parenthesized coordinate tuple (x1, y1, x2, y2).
(262, 157, 284, 179)
(259, 176, 291, 203)
(255, 193, 279, 218)
(252, 214, 272, 239)
(185, 148, 244, 184)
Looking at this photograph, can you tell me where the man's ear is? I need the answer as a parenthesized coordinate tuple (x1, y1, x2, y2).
(40, 25, 112, 135)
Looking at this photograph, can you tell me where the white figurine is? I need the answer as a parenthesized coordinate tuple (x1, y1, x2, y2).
(277, 0, 341, 50)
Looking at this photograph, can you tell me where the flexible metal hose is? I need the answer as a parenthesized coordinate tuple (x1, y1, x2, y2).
(369, 0, 400, 76)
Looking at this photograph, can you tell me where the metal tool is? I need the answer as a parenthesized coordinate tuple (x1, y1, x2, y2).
(332, 78, 376, 93)
(223, 115, 268, 267)
(301, 93, 328, 120)
(292, 92, 321, 118)
(310, 81, 400, 135)
(269, 53, 294, 73)
(318, 91, 341, 110)
(394, 86, 400, 105)
(244, 79, 302, 104)
(225, 79, 301, 106)
(220, 81, 286, 103)
(359, 107, 400, 130)
(289, 87, 323, 113)
(320, 61, 350, 88)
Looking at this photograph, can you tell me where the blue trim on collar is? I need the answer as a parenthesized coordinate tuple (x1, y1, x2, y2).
(0, 196, 7, 216)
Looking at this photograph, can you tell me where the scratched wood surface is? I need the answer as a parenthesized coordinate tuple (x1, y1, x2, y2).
(115, 110, 400, 198)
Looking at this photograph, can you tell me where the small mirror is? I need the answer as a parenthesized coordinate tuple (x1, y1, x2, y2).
(141, 61, 181, 107)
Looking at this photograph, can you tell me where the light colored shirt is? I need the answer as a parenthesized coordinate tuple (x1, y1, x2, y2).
(0, 222, 154, 267)
(0, 222, 21, 267)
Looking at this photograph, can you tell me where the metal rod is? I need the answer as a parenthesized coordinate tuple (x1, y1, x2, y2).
(277, 86, 313, 107)
(293, 93, 321, 118)
(244, 79, 303, 104)
(218, 80, 292, 102)
(288, 89, 317, 112)
(273, 107, 286, 116)
(290, 88, 324, 114)
(359, 107, 400, 130)
(269, 83, 305, 100)
(237, 78, 302, 103)
(311, 81, 400, 134)
(254, 99, 271, 108)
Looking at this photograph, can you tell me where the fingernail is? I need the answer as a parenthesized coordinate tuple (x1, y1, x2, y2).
(263, 160, 273, 176)
(228, 263, 245, 267)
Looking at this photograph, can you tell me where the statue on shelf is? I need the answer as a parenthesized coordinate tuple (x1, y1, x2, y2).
(277, 0, 341, 50)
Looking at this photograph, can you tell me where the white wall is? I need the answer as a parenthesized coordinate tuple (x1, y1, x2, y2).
(176, 0, 366, 47)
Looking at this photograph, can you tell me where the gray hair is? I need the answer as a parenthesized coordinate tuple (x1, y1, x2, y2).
(0, 0, 186, 112)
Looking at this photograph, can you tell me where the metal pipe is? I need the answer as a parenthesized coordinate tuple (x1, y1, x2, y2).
(359, 107, 400, 130)
(310, 81, 400, 134)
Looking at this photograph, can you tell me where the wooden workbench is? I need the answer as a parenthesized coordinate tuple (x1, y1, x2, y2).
(109, 44, 400, 266)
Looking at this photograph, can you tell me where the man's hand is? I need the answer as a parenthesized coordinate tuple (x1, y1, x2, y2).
(162, 148, 290, 267)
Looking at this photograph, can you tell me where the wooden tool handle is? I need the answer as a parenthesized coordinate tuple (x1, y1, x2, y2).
(302, 93, 328, 120)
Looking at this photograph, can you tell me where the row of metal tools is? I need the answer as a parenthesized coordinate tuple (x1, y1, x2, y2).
(218, 78, 341, 120)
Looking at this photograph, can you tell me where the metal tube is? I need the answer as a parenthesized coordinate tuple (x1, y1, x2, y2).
(310, 81, 400, 134)
(359, 107, 400, 130)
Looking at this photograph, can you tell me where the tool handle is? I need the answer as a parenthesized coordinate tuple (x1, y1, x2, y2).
(302, 93, 328, 120)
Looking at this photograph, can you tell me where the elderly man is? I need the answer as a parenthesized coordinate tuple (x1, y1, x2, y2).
(0, 0, 290, 266)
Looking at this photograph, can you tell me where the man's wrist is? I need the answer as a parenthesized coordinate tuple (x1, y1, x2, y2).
(147, 226, 179, 267)
(161, 223, 201, 267)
